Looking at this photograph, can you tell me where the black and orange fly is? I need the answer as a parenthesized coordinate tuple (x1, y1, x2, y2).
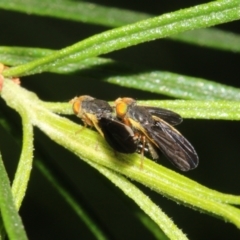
(71, 95, 137, 154)
(114, 97, 198, 171)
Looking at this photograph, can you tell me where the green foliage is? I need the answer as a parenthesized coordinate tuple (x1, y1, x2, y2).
(0, 0, 240, 239)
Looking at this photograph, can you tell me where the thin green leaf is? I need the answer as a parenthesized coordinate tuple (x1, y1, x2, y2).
(0, 0, 150, 27)
(1, 0, 240, 53)
(7, 104, 35, 210)
(107, 72, 240, 101)
(3, 1, 240, 77)
(35, 159, 109, 240)
(0, 47, 54, 66)
(2, 79, 240, 230)
(136, 212, 169, 240)
(0, 153, 28, 240)
(170, 28, 240, 52)
(138, 100, 240, 120)
(36, 146, 187, 239)
(43, 99, 240, 121)
(87, 161, 187, 240)
(0, 47, 111, 74)
(1, 46, 240, 101)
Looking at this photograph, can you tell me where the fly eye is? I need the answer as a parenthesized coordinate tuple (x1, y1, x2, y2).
(115, 102, 128, 118)
(72, 100, 81, 115)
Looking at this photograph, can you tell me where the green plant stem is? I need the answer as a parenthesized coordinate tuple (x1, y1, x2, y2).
(87, 161, 188, 240)
(1, 79, 240, 229)
(10, 103, 35, 210)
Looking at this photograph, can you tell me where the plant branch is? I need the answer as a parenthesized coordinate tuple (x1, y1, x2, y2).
(1, 79, 240, 229)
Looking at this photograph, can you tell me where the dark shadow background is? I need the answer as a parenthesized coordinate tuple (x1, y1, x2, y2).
(1, 0, 240, 239)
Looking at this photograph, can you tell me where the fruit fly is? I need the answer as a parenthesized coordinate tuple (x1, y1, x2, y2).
(71, 95, 137, 153)
(114, 97, 199, 171)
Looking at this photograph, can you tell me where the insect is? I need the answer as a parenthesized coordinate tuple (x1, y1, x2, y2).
(114, 97, 199, 171)
(71, 95, 137, 153)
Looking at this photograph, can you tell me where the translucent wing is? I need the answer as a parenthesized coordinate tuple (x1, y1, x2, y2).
(144, 107, 182, 125)
(145, 119, 198, 171)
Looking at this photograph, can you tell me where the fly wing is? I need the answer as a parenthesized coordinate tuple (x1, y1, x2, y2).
(145, 107, 182, 126)
(98, 117, 137, 153)
(90, 99, 113, 117)
(145, 119, 198, 171)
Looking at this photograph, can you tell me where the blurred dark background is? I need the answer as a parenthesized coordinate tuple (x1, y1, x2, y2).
(0, 0, 240, 239)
